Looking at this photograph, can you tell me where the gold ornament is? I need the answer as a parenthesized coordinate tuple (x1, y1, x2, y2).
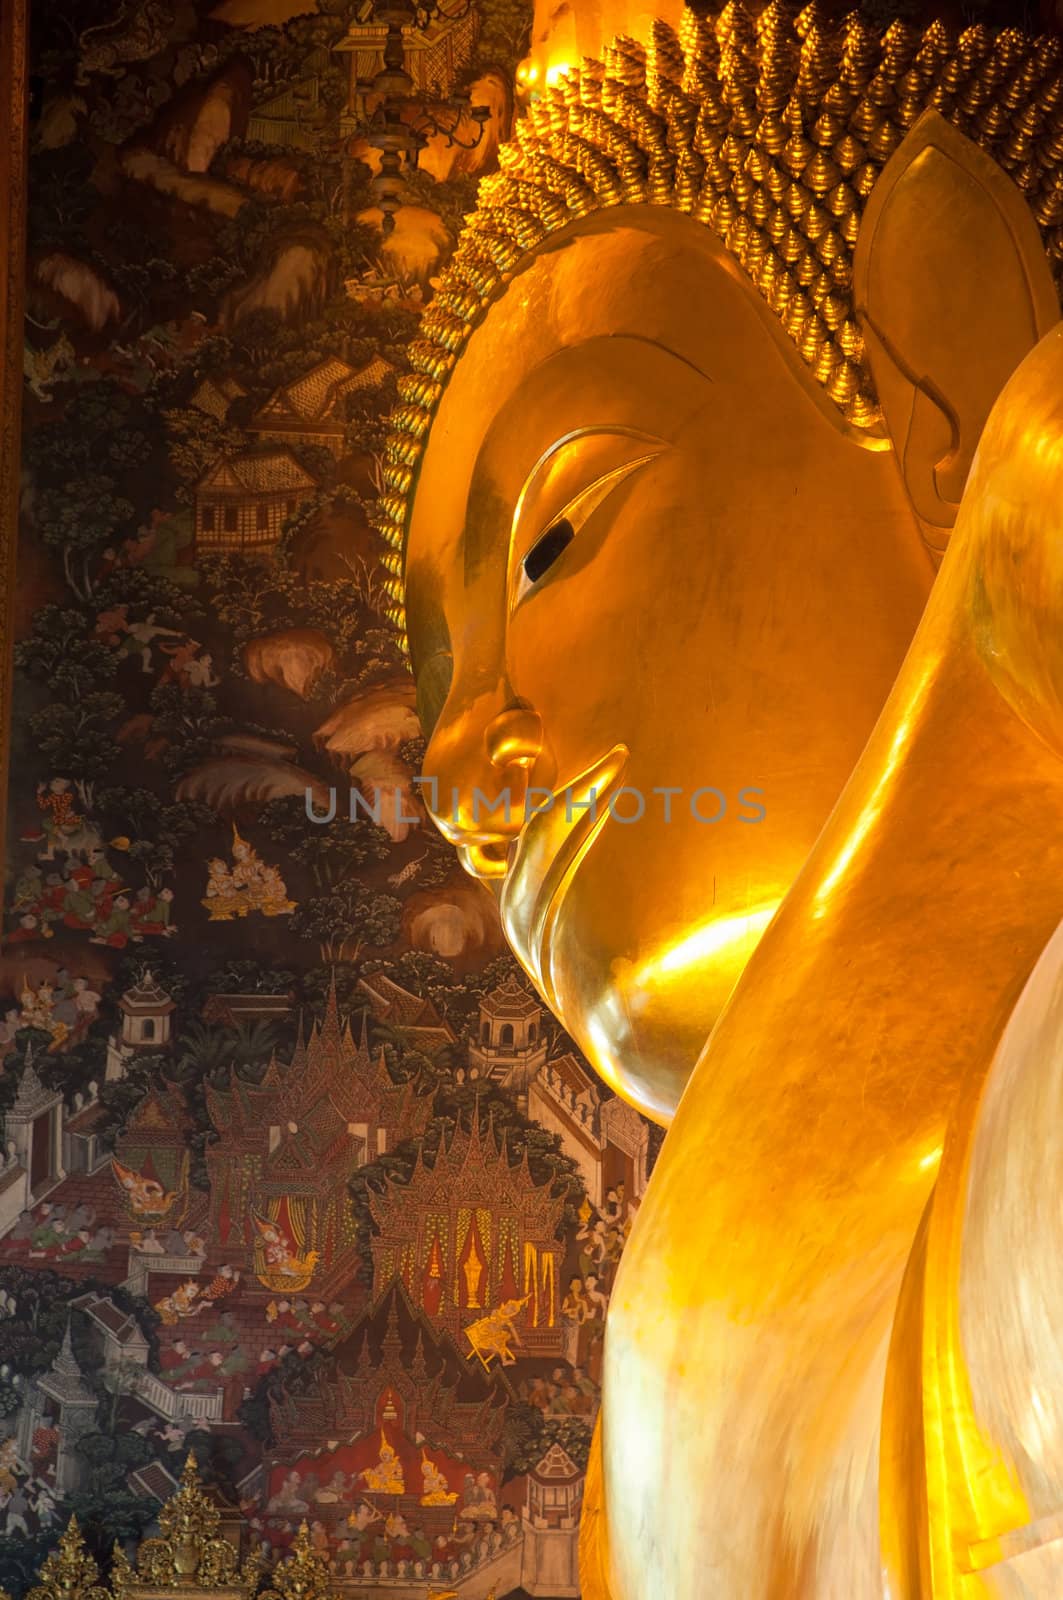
(25, 1518, 111, 1600)
(256, 1524, 333, 1600)
(110, 1455, 258, 1598)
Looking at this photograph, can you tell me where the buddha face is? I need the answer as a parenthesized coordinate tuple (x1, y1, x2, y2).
(406, 207, 933, 1122)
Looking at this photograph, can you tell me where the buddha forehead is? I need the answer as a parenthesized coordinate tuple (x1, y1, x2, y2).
(405, 204, 848, 670)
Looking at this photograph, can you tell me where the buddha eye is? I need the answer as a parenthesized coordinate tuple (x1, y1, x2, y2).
(511, 440, 664, 612)
(523, 518, 575, 586)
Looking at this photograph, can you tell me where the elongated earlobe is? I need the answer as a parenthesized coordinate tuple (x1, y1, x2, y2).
(854, 111, 1059, 554)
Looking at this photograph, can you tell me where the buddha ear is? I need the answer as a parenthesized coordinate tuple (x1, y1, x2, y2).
(853, 110, 1059, 553)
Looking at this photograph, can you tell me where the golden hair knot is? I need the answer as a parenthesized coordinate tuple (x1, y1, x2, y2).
(374, 3, 1063, 650)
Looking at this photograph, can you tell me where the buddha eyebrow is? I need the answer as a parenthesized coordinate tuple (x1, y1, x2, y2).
(514, 425, 667, 524)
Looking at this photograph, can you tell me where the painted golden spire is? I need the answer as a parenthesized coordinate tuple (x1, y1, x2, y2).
(110, 1454, 259, 1596)
(25, 1518, 111, 1600)
(375, 2, 1063, 640)
(257, 1523, 333, 1600)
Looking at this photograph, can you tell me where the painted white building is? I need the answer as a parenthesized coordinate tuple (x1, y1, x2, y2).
(106, 973, 175, 1082)
(520, 1441, 584, 1597)
(15, 1324, 97, 1495)
(4, 1050, 64, 1203)
(528, 1052, 648, 1211)
(468, 975, 548, 1098)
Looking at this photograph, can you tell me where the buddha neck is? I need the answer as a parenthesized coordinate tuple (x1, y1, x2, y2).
(668, 564, 1063, 1263)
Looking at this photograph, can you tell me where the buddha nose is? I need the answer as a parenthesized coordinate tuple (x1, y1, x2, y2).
(423, 693, 544, 880)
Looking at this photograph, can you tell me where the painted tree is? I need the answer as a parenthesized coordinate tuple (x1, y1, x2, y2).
(469, 0, 533, 78)
(200, 959, 297, 997)
(146, 684, 225, 778)
(27, 693, 125, 782)
(161, 406, 247, 499)
(26, 383, 166, 600)
(260, 796, 392, 890)
(67, 1431, 159, 1552)
(290, 881, 402, 964)
(94, 788, 216, 892)
(35, 476, 135, 600)
(14, 608, 119, 701)
(501, 1407, 593, 1478)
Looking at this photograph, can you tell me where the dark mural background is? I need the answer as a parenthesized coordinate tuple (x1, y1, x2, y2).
(5, 3, 657, 1596)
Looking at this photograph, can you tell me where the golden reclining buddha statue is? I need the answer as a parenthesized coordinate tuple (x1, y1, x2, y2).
(378, 2, 1063, 1593)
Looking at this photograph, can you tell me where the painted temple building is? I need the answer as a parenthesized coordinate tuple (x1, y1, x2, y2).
(468, 973, 548, 1098)
(356, 972, 456, 1055)
(528, 1052, 649, 1212)
(15, 1323, 97, 1495)
(335, 5, 478, 109)
(249, 354, 395, 459)
(470, 975, 650, 1210)
(193, 448, 319, 555)
(106, 972, 176, 1082)
(265, 1279, 511, 1535)
(112, 1080, 194, 1228)
(522, 1441, 584, 1599)
(3, 1049, 65, 1206)
(204, 983, 431, 1294)
(368, 1111, 568, 1355)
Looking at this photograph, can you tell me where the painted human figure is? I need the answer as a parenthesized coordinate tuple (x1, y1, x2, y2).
(419, 1451, 457, 1506)
(35, 779, 82, 860)
(203, 857, 237, 920)
(267, 1472, 309, 1516)
(360, 1433, 404, 1495)
(313, 1470, 349, 1505)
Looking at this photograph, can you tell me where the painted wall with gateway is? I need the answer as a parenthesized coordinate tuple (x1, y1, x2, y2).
(0, 3, 658, 1597)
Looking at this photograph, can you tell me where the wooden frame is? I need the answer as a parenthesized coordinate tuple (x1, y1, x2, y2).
(0, 0, 28, 888)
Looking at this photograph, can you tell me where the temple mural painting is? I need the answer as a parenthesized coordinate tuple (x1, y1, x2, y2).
(4, 1, 658, 1596)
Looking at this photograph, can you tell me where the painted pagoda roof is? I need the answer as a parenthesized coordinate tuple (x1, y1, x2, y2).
(206, 979, 431, 1157)
(70, 1290, 149, 1347)
(196, 447, 318, 495)
(357, 973, 456, 1046)
(270, 1279, 512, 1456)
(359, 973, 434, 1027)
(478, 973, 542, 1021)
(9, 1049, 59, 1117)
(38, 1324, 95, 1408)
(129, 1461, 181, 1503)
(369, 1108, 567, 1236)
(120, 972, 176, 1015)
(123, 1080, 190, 1136)
(190, 375, 246, 421)
(337, 1279, 511, 1401)
(200, 992, 292, 1026)
(530, 1441, 583, 1484)
(65, 1098, 107, 1135)
(254, 355, 361, 425)
(543, 1051, 599, 1102)
(345, 353, 394, 390)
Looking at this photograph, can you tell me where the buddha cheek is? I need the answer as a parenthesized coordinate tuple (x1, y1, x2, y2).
(507, 527, 697, 775)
